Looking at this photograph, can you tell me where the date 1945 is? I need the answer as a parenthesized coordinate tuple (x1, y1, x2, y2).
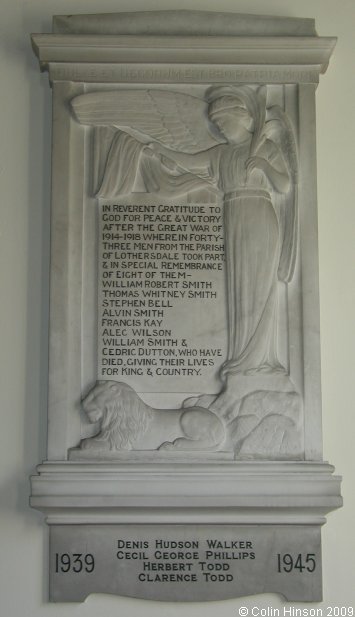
(277, 553, 316, 573)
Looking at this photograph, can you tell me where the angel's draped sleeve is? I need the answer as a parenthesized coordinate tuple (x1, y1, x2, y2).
(97, 132, 145, 198)
(97, 131, 217, 199)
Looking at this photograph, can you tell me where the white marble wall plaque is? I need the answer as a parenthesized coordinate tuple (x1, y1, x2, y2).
(30, 10, 342, 604)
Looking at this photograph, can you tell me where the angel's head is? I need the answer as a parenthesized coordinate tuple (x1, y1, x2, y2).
(208, 95, 254, 144)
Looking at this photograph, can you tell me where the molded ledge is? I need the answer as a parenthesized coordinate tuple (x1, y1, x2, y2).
(31, 34, 336, 74)
(30, 461, 342, 525)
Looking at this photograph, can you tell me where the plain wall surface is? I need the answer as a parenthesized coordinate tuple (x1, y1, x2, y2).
(0, 0, 354, 614)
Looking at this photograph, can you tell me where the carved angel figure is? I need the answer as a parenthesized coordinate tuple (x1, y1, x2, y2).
(72, 85, 298, 380)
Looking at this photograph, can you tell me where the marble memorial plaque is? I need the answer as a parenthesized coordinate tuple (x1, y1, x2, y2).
(30, 10, 342, 604)
(50, 525, 321, 602)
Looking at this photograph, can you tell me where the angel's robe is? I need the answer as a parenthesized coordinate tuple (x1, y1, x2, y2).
(97, 132, 289, 378)
(210, 141, 286, 377)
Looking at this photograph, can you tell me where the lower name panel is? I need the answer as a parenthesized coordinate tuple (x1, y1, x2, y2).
(49, 524, 322, 602)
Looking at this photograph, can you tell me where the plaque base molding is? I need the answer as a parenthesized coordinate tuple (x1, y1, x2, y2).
(33, 461, 341, 601)
(31, 461, 341, 525)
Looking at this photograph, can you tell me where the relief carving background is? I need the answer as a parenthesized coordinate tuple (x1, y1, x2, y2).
(71, 84, 303, 458)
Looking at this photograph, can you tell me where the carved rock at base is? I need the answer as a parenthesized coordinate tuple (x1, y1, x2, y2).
(230, 390, 303, 459)
(184, 374, 303, 459)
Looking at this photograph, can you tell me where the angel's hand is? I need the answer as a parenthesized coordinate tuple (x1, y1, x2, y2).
(144, 142, 167, 158)
(246, 155, 290, 193)
(142, 144, 154, 158)
(246, 156, 269, 176)
(143, 142, 187, 173)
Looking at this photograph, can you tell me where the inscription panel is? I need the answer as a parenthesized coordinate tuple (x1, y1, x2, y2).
(50, 524, 322, 602)
(98, 200, 227, 393)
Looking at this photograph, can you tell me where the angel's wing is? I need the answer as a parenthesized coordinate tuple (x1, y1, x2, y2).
(250, 85, 267, 156)
(265, 105, 299, 283)
(71, 89, 224, 153)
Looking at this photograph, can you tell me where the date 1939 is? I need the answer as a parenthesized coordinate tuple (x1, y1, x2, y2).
(55, 553, 95, 573)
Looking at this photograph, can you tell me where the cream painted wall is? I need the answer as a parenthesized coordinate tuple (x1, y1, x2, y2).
(0, 0, 354, 614)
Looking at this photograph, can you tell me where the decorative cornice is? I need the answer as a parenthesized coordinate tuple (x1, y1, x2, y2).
(31, 34, 336, 76)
